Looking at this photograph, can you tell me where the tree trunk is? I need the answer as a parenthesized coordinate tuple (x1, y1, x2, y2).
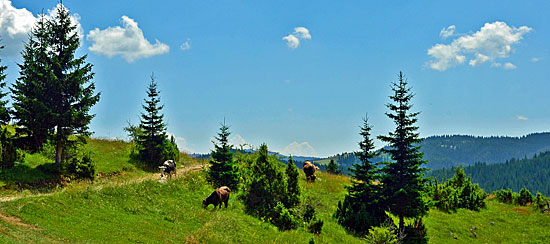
(399, 215, 404, 234)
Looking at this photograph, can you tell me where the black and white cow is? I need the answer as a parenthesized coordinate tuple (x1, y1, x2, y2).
(160, 160, 177, 179)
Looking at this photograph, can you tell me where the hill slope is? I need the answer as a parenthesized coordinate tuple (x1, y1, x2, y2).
(428, 151, 550, 195)
(317, 132, 550, 171)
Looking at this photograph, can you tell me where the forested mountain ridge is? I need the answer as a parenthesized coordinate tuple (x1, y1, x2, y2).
(316, 132, 550, 171)
(427, 150, 550, 196)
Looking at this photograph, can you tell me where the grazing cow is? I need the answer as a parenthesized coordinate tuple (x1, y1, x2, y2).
(160, 160, 177, 179)
(303, 161, 319, 182)
(203, 186, 231, 210)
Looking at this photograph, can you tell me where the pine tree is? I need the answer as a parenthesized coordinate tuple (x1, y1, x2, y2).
(207, 120, 239, 189)
(10, 16, 54, 151)
(285, 156, 300, 208)
(377, 72, 428, 233)
(0, 43, 9, 125)
(47, 5, 100, 166)
(335, 116, 386, 234)
(137, 74, 168, 168)
(326, 159, 342, 174)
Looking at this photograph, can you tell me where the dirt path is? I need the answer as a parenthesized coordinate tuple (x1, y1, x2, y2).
(0, 212, 43, 231)
(0, 164, 203, 203)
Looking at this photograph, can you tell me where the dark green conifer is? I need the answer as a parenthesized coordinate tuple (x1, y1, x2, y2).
(137, 75, 168, 168)
(47, 5, 100, 166)
(335, 116, 386, 234)
(207, 121, 239, 189)
(10, 16, 53, 151)
(285, 156, 300, 208)
(0, 44, 9, 125)
(326, 159, 342, 174)
(377, 72, 429, 233)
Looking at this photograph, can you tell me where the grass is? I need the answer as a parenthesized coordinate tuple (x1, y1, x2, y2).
(1, 138, 550, 243)
(0, 170, 362, 243)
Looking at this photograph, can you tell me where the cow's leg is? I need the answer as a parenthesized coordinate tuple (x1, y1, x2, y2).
(224, 200, 228, 208)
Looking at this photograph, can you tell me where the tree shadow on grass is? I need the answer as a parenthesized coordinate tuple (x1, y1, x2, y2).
(0, 162, 60, 193)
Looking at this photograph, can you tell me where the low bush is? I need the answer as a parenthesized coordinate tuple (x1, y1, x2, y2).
(364, 225, 397, 244)
(517, 187, 533, 206)
(272, 202, 299, 231)
(430, 167, 487, 212)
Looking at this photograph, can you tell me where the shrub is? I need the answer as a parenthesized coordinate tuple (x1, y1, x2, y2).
(403, 218, 428, 244)
(534, 192, 548, 212)
(364, 225, 397, 244)
(272, 202, 298, 231)
(494, 189, 514, 204)
(307, 218, 324, 235)
(431, 167, 487, 211)
(517, 187, 533, 206)
(66, 153, 95, 180)
(0, 127, 24, 169)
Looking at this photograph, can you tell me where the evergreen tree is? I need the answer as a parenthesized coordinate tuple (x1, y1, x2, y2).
(240, 143, 288, 217)
(207, 120, 239, 189)
(326, 159, 342, 174)
(377, 72, 429, 233)
(335, 116, 386, 234)
(285, 156, 300, 208)
(137, 74, 168, 168)
(10, 16, 54, 151)
(47, 5, 100, 166)
(0, 43, 9, 125)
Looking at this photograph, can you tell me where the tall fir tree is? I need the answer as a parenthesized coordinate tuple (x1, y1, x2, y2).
(137, 74, 168, 168)
(207, 120, 240, 189)
(47, 5, 100, 166)
(10, 16, 54, 151)
(285, 156, 300, 208)
(335, 116, 386, 234)
(326, 159, 342, 174)
(0, 43, 9, 125)
(377, 72, 429, 233)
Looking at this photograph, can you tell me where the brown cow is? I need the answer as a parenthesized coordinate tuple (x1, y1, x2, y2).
(203, 186, 231, 209)
(303, 161, 319, 182)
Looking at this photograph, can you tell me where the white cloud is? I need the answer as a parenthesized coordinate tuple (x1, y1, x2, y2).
(283, 34, 299, 49)
(503, 62, 516, 70)
(294, 27, 311, 39)
(0, 1, 82, 57)
(280, 141, 318, 157)
(282, 26, 311, 49)
(87, 16, 169, 62)
(427, 21, 532, 71)
(531, 57, 540, 62)
(166, 132, 193, 153)
(229, 134, 250, 148)
(180, 38, 191, 51)
(517, 116, 528, 121)
(440, 25, 456, 39)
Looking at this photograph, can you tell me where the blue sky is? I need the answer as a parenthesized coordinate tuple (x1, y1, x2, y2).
(1, 0, 549, 157)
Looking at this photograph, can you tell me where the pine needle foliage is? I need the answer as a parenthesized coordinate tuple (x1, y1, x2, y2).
(335, 116, 386, 234)
(377, 72, 429, 233)
(207, 121, 239, 189)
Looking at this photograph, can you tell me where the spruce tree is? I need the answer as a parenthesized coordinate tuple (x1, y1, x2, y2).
(326, 159, 342, 174)
(0, 44, 9, 125)
(207, 121, 239, 189)
(285, 156, 300, 208)
(47, 5, 100, 166)
(335, 116, 386, 234)
(137, 74, 168, 168)
(10, 16, 54, 151)
(377, 72, 428, 233)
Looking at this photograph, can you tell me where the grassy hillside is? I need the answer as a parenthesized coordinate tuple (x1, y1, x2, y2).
(1, 138, 550, 243)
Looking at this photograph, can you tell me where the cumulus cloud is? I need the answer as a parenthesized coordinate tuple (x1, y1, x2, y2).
(427, 21, 532, 71)
(440, 25, 456, 39)
(87, 16, 169, 62)
(517, 116, 528, 121)
(503, 62, 516, 70)
(166, 132, 193, 153)
(531, 57, 540, 62)
(280, 141, 318, 157)
(282, 26, 311, 49)
(229, 134, 253, 150)
(0, 1, 82, 57)
(180, 38, 191, 51)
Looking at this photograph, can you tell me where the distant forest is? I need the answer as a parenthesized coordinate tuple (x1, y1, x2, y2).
(318, 133, 550, 172)
(427, 151, 550, 196)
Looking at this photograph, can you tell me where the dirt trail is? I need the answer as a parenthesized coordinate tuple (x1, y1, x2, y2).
(0, 164, 203, 203)
(0, 211, 43, 230)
